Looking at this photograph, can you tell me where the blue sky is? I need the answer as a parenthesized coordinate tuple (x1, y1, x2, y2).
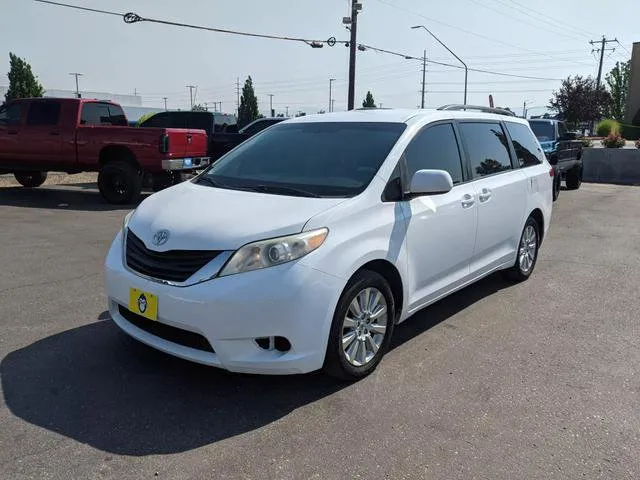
(1, 0, 637, 115)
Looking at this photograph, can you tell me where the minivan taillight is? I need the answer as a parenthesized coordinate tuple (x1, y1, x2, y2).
(549, 167, 555, 177)
(159, 133, 170, 153)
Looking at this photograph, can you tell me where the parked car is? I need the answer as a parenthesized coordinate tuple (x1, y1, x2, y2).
(0, 98, 209, 203)
(528, 119, 583, 199)
(105, 107, 553, 379)
(138, 112, 286, 162)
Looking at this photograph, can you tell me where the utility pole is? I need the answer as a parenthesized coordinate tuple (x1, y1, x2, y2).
(236, 77, 241, 117)
(186, 85, 196, 109)
(268, 94, 274, 117)
(589, 36, 617, 129)
(346, 0, 362, 110)
(69, 72, 83, 98)
(590, 36, 617, 92)
(218, 101, 222, 112)
(285, 106, 289, 117)
(331, 99, 336, 112)
(420, 49, 427, 108)
(162, 97, 168, 111)
(329, 78, 336, 112)
(523, 101, 527, 118)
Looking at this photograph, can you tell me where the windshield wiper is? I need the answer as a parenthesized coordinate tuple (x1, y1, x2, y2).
(195, 176, 223, 188)
(248, 184, 321, 198)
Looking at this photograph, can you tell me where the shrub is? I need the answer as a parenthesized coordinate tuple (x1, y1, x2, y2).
(601, 133, 626, 148)
(582, 138, 593, 147)
(596, 119, 620, 137)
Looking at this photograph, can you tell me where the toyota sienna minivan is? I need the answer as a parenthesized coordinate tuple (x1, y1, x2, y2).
(105, 107, 553, 379)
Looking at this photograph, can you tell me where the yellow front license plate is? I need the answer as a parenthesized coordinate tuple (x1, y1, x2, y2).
(128, 288, 158, 321)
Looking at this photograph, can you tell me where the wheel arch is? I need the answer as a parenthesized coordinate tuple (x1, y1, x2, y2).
(529, 208, 544, 244)
(99, 145, 140, 171)
(351, 259, 404, 322)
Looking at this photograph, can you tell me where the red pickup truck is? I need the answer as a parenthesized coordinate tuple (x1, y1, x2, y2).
(0, 98, 209, 203)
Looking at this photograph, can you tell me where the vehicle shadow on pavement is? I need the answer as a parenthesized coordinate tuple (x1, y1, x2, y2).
(1, 274, 509, 456)
(0, 186, 147, 211)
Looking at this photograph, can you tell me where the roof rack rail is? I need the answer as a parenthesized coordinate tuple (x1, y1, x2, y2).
(437, 104, 516, 117)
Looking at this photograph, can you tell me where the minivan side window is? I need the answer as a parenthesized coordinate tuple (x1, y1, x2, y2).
(459, 122, 513, 179)
(26, 101, 61, 126)
(0, 103, 22, 125)
(505, 122, 544, 167)
(403, 123, 464, 185)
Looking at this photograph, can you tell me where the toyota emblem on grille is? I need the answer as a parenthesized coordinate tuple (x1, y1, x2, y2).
(152, 230, 170, 246)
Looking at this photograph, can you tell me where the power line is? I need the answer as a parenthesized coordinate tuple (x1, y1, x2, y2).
(33, 0, 342, 48)
(500, 0, 597, 38)
(464, 0, 584, 41)
(370, 0, 585, 63)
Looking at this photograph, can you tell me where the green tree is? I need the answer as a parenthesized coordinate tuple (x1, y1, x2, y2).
(4, 52, 45, 102)
(362, 91, 376, 108)
(238, 76, 259, 128)
(191, 103, 207, 111)
(605, 60, 631, 120)
(549, 75, 610, 126)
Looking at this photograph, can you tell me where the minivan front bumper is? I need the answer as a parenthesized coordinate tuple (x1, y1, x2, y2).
(105, 231, 343, 374)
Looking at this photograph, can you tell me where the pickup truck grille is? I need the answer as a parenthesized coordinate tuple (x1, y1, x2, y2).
(126, 230, 222, 282)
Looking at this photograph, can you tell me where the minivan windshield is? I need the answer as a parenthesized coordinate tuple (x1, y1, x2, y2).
(528, 121, 556, 142)
(196, 121, 406, 197)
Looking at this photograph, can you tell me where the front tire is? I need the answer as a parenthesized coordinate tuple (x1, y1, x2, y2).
(323, 270, 395, 380)
(565, 165, 582, 190)
(98, 161, 141, 204)
(14, 171, 47, 188)
(502, 216, 540, 282)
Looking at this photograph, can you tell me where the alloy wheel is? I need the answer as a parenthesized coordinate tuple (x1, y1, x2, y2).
(341, 287, 388, 367)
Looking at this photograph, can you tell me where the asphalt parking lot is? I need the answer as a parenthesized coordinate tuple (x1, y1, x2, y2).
(1, 181, 639, 479)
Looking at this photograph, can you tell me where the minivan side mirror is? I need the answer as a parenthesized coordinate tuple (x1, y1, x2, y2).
(408, 169, 453, 196)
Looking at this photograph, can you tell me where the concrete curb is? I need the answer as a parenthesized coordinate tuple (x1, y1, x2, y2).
(582, 147, 640, 185)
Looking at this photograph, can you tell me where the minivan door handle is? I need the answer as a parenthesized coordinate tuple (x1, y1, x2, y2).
(461, 194, 475, 208)
(478, 188, 492, 203)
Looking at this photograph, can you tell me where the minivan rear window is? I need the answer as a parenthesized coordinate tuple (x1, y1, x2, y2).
(197, 122, 406, 197)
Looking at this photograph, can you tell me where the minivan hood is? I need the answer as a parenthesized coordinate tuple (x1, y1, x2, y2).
(127, 181, 346, 251)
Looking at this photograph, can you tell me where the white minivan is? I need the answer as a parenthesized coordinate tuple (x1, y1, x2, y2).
(105, 107, 553, 379)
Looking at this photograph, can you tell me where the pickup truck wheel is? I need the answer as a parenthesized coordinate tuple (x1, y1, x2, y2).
(501, 216, 540, 283)
(98, 161, 141, 204)
(565, 165, 582, 190)
(14, 171, 47, 188)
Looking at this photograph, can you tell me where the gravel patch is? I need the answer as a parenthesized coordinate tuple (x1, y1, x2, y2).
(0, 172, 98, 188)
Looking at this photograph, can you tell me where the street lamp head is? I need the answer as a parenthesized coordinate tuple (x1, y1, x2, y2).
(411, 25, 423, 30)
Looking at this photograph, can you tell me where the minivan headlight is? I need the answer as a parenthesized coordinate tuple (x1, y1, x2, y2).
(219, 228, 328, 277)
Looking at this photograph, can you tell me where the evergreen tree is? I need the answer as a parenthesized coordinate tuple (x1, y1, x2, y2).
(4, 53, 45, 102)
(362, 91, 376, 108)
(238, 76, 259, 128)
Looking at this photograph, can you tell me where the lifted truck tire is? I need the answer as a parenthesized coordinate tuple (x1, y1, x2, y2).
(14, 171, 47, 188)
(98, 161, 142, 204)
(565, 165, 582, 190)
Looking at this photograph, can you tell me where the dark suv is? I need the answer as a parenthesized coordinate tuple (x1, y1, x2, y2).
(528, 119, 583, 199)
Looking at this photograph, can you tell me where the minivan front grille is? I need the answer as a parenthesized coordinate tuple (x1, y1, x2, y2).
(118, 305, 215, 353)
(125, 229, 221, 282)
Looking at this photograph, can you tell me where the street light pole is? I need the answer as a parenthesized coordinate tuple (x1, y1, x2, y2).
(268, 94, 274, 117)
(162, 97, 168, 111)
(420, 49, 426, 108)
(69, 72, 83, 98)
(412, 25, 468, 105)
(329, 78, 336, 112)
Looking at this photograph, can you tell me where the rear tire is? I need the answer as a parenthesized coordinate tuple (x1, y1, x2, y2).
(14, 171, 47, 188)
(323, 270, 395, 380)
(98, 161, 141, 204)
(501, 216, 540, 283)
(565, 165, 582, 190)
(552, 171, 561, 201)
